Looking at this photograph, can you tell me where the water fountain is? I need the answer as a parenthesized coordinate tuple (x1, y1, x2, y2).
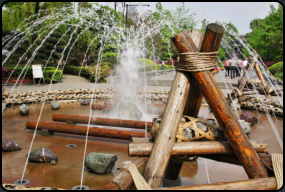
(2, 2, 283, 190)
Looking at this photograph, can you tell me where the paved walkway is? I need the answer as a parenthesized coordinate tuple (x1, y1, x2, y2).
(4, 70, 283, 102)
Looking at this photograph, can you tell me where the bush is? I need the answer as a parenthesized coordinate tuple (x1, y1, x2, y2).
(138, 58, 156, 71)
(268, 62, 283, 81)
(43, 69, 62, 83)
(62, 64, 112, 83)
(2, 66, 56, 78)
(156, 64, 174, 70)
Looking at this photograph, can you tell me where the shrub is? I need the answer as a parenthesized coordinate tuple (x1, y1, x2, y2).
(3, 66, 56, 78)
(268, 62, 283, 81)
(138, 58, 156, 71)
(43, 69, 62, 83)
(156, 64, 174, 70)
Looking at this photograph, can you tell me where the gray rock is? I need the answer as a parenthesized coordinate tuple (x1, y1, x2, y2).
(50, 102, 60, 109)
(84, 152, 117, 175)
(27, 148, 57, 163)
(51, 160, 57, 165)
(2, 139, 21, 151)
(118, 101, 143, 120)
(238, 120, 251, 134)
(182, 127, 193, 140)
(81, 99, 90, 105)
(19, 104, 29, 115)
(196, 122, 207, 132)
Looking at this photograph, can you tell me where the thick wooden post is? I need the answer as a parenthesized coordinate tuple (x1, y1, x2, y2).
(154, 177, 277, 190)
(165, 30, 205, 181)
(143, 31, 193, 188)
(254, 63, 273, 101)
(179, 24, 268, 179)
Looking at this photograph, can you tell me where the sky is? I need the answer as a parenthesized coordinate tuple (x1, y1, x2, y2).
(103, 2, 282, 35)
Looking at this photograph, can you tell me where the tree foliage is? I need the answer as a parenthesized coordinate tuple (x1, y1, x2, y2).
(245, 4, 283, 62)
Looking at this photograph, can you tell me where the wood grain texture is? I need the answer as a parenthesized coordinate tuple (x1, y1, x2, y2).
(128, 140, 268, 157)
(154, 177, 277, 190)
(105, 158, 148, 190)
(254, 63, 272, 101)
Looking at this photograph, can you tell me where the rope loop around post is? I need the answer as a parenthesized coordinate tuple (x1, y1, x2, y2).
(176, 51, 219, 72)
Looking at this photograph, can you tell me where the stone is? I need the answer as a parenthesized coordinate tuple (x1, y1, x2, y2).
(238, 120, 251, 134)
(182, 127, 193, 140)
(51, 160, 57, 165)
(84, 152, 117, 175)
(2, 139, 21, 151)
(66, 121, 73, 125)
(196, 122, 207, 132)
(118, 101, 143, 120)
(27, 148, 57, 163)
(240, 111, 258, 126)
(50, 102, 60, 110)
(19, 104, 29, 115)
(41, 129, 54, 136)
(81, 99, 90, 105)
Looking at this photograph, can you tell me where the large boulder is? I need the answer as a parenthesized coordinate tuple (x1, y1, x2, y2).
(118, 101, 143, 120)
(19, 104, 29, 116)
(50, 102, 60, 110)
(2, 139, 21, 151)
(26, 148, 57, 163)
(240, 111, 258, 126)
(84, 152, 117, 175)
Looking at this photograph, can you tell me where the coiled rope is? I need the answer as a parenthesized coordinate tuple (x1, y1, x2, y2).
(176, 51, 219, 72)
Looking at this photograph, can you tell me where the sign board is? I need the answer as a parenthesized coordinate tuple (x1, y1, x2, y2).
(32, 65, 43, 78)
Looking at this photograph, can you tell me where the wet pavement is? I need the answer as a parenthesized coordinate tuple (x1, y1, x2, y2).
(2, 100, 283, 189)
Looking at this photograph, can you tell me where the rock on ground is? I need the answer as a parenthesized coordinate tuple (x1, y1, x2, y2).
(27, 148, 57, 163)
(118, 101, 143, 120)
(50, 102, 60, 109)
(2, 139, 21, 151)
(19, 104, 29, 115)
(84, 152, 117, 175)
(240, 111, 258, 126)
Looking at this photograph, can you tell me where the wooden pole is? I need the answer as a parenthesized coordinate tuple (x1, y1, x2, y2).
(165, 30, 205, 181)
(154, 177, 277, 190)
(26, 121, 151, 140)
(105, 158, 148, 190)
(52, 114, 152, 129)
(173, 24, 268, 179)
(254, 63, 273, 101)
(128, 141, 268, 157)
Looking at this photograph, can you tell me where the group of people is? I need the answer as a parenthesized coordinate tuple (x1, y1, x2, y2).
(224, 58, 249, 79)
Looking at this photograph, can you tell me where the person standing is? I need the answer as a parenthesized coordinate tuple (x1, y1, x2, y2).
(242, 58, 249, 76)
(230, 58, 237, 79)
(224, 58, 230, 77)
(237, 58, 243, 77)
(161, 60, 165, 70)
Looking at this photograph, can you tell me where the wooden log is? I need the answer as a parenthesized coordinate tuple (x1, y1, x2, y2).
(26, 121, 151, 140)
(173, 25, 268, 179)
(254, 63, 273, 101)
(154, 177, 277, 190)
(105, 158, 148, 190)
(166, 30, 205, 181)
(238, 56, 256, 91)
(143, 31, 193, 187)
(128, 140, 268, 157)
(52, 114, 152, 129)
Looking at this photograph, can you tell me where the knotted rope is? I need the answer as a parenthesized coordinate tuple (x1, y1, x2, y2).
(272, 153, 283, 190)
(122, 163, 152, 190)
(176, 51, 219, 72)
